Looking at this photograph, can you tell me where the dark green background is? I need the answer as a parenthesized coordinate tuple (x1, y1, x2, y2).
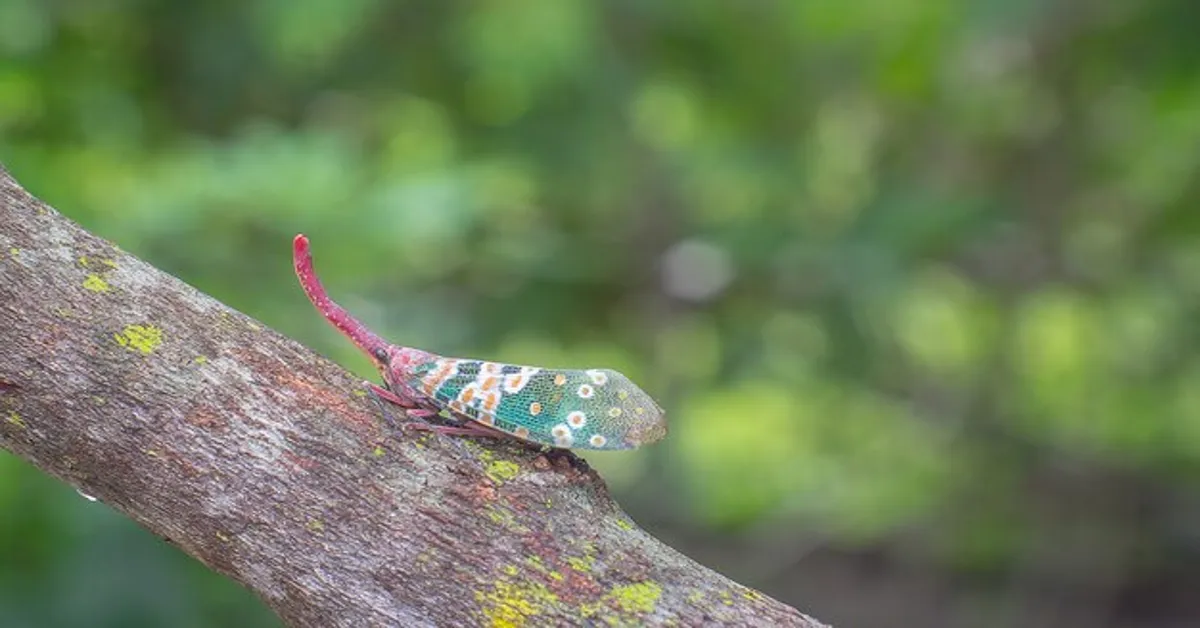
(3, 1, 1199, 626)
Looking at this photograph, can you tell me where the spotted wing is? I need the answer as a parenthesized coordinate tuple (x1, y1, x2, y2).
(405, 357, 666, 450)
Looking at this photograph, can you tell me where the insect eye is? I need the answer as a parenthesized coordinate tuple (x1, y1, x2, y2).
(373, 348, 388, 363)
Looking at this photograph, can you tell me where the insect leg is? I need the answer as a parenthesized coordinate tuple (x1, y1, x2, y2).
(405, 421, 505, 439)
(367, 382, 417, 408)
(365, 381, 448, 431)
(365, 382, 514, 443)
(364, 382, 405, 431)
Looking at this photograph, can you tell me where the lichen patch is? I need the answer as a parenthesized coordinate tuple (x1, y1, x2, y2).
(114, 324, 163, 354)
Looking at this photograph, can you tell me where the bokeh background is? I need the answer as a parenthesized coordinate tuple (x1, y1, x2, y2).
(3, 1, 1200, 627)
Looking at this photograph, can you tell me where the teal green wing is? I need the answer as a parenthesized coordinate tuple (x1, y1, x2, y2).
(405, 357, 666, 450)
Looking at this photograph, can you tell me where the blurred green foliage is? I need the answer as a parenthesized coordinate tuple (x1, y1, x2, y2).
(3, 1, 1200, 626)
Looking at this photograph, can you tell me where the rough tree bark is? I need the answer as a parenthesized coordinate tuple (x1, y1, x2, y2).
(0, 165, 827, 628)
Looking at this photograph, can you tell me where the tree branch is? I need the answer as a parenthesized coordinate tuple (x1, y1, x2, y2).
(0, 165, 826, 627)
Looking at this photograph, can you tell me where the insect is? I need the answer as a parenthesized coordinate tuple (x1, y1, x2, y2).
(293, 234, 667, 450)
